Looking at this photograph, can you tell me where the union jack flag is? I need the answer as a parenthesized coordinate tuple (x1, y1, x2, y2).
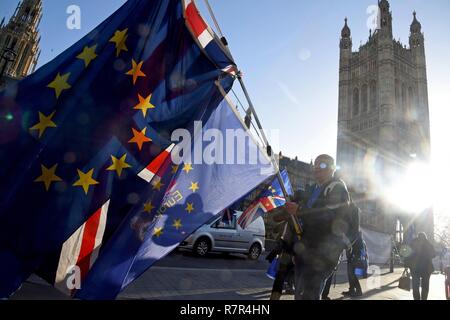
(237, 170, 293, 229)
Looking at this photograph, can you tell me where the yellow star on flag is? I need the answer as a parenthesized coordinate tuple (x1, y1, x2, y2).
(128, 127, 152, 151)
(47, 72, 71, 98)
(143, 201, 155, 213)
(152, 179, 164, 191)
(76, 45, 98, 67)
(133, 93, 155, 118)
(109, 28, 128, 57)
(106, 154, 131, 177)
(172, 219, 182, 230)
(189, 182, 199, 193)
(126, 59, 146, 84)
(186, 202, 195, 214)
(182, 163, 193, 174)
(34, 164, 62, 191)
(73, 168, 99, 194)
(171, 165, 179, 174)
(153, 226, 164, 238)
(30, 111, 57, 138)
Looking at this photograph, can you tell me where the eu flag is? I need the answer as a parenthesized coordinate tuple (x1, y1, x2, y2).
(0, 0, 238, 298)
(76, 99, 275, 300)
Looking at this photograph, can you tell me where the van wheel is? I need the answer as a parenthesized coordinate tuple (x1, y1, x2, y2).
(248, 243, 262, 260)
(194, 238, 211, 257)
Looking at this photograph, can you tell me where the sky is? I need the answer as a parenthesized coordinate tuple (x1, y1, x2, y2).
(1, 0, 449, 163)
(1, 0, 449, 228)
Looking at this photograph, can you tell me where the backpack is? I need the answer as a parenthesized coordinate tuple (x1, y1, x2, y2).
(351, 239, 368, 269)
(323, 179, 361, 244)
(346, 200, 361, 244)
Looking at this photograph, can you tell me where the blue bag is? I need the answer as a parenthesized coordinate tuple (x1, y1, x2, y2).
(355, 267, 365, 277)
(266, 257, 280, 280)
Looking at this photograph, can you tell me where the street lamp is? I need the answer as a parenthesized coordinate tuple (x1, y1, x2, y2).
(390, 218, 401, 273)
(0, 47, 17, 87)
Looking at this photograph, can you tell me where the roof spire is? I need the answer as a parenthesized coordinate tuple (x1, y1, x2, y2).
(379, 0, 390, 10)
(341, 17, 351, 38)
(410, 10, 422, 34)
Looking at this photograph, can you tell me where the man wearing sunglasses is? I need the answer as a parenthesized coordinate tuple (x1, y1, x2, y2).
(280, 154, 353, 300)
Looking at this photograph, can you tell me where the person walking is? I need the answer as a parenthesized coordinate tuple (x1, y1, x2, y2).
(342, 231, 367, 297)
(279, 154, 353, 300)
(322, 252, 345, 300)
(268, 190, 306, 300)
(321, 271, 335, 300)
(267, 219, 296, 300)
(407, 232, 437, 300)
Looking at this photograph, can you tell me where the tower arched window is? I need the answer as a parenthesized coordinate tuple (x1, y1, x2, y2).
(4, 35, 11, 48)
(370, 81, 377, 110)
(395, 79, 400, 108)
(23, 8, 31, 22)
(362, 84, 368, 113)
(10, 37, 17, 50)
(17, 43, 30, 76)
(402, 83, 407, 111)
(353, 88, 360, 117)
(408, 87, 415, 111)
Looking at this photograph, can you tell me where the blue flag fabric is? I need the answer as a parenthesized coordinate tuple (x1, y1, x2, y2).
(0, 0, 236, 298)
(75, 99, 275, 300)
(236, 169, 293, 229)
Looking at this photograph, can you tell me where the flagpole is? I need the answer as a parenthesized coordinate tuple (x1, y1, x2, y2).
(202, 0, 303, 238)
(236, 75, 286, 195)
(237, 75, 303, 239)
(203, 0, 291, 201)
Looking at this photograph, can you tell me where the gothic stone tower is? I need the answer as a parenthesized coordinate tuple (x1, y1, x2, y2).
(0, 0, 42, 80)
(337, 0, 433, 239)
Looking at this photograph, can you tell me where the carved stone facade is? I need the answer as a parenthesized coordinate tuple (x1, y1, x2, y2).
(337, 0, 433, 238)
(0, 0, 42, 84)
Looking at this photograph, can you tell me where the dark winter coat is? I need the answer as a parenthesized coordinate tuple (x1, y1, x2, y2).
(408, 238, 437, 275)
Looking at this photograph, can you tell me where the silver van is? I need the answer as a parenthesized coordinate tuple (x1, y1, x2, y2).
(179, 211, 265, 260)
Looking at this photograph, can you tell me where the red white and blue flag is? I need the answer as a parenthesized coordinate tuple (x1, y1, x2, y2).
(237, 170, 293, 229)
(0, 0, 264, 299)
(183, 0, 237, 76)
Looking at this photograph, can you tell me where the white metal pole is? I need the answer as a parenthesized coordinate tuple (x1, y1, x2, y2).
(202, 0, 303, 237)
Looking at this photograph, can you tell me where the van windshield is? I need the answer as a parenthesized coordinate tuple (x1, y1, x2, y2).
(213, 214, 237, 229)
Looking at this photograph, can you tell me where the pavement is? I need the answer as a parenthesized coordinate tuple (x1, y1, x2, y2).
(10, 249, 448, 300)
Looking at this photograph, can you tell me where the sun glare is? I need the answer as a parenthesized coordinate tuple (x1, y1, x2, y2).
(383, 162, 434, 214)
(383, 157, 450, 235)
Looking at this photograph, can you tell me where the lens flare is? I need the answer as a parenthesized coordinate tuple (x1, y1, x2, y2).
(383, 162, 434, 214)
